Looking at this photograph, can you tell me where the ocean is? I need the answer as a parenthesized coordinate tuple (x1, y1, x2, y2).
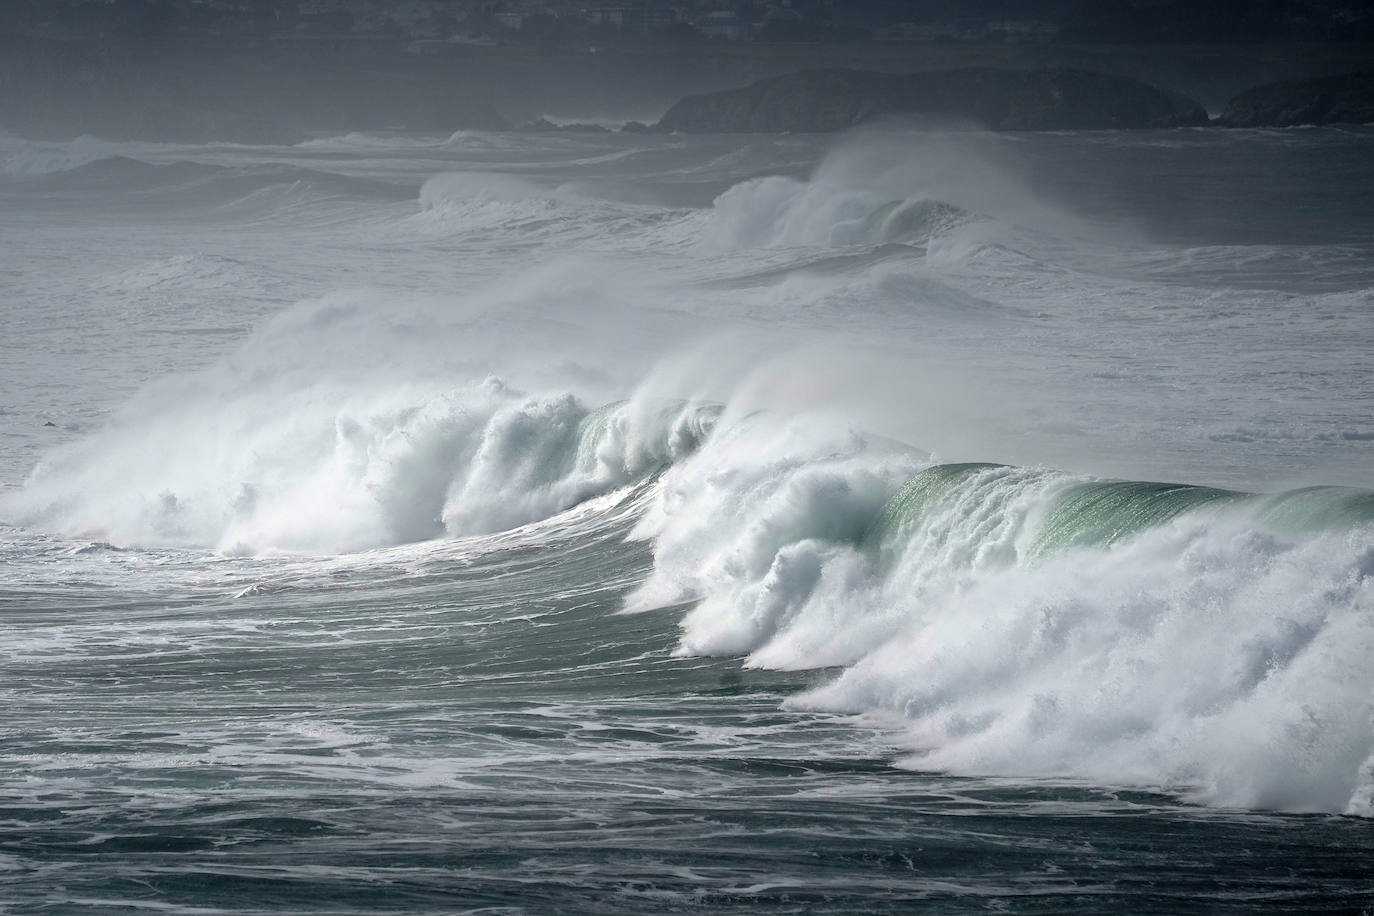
(1, 124, 1372, 912)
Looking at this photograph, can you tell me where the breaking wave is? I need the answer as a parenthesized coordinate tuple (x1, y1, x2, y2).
(708, 174, 975, 249)
(700, 130, 1089, 257)
(631, 446, 1374, 816)
(4, 371, 713, 555)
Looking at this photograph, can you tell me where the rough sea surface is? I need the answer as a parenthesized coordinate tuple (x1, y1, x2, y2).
(2, 125, 1372, 912)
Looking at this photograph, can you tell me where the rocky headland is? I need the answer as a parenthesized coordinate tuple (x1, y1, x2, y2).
(1219, 71, 1374, 127)
(653, 68, 1209, 133)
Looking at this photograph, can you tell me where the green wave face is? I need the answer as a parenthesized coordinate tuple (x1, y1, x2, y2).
(865, 198, 970, 244)
(866, 463, 1374, 572)
(566, 401, 624, 479)
(861, 462, 1006, 553)
(1253, 486, 1374, 533)
(1028, 480, 1244, 557)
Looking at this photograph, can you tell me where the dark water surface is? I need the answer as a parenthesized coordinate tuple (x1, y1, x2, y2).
(3, 500, 1372, 913)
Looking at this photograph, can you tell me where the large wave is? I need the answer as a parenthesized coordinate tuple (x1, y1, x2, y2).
(629, 445, 1374, 815)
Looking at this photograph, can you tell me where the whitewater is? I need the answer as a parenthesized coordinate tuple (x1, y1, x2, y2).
(1, 124, 1372, 911)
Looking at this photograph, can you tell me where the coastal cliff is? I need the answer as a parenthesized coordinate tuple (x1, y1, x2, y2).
(1219, 72, 1374, 127)
(654, 68, 1209, 133)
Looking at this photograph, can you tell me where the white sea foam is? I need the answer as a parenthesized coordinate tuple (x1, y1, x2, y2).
(632, 445, 1374, 814)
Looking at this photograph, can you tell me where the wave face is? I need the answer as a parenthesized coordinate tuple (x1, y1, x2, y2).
(3, 125, 1374, 856)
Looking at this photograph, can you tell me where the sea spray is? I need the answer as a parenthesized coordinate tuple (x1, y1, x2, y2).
(1, 276, 718, 553)
(702, 130, 1088, 252)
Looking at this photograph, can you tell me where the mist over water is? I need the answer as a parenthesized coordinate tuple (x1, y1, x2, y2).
(2, 123, 1373, 909)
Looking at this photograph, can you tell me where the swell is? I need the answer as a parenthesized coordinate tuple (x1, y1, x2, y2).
(5, 155, 408, 214)
(15, 155, 225, 190)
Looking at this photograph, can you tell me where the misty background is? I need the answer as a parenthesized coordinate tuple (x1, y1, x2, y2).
(3, 0, 1373, 140)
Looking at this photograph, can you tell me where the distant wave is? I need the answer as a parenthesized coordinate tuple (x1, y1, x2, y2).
(708, 174, 976, 249)
(2, 140, 408, 212)
(17, 155, 228, 190)
(698, 130, 1092, 259)
(0, 134, 136, 177)
(414, 171, 677, 248)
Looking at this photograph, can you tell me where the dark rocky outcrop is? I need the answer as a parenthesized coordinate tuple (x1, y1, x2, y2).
(521, 117, 563, 132)
(1219, 72, 1374, 127)
(654, 68, 1208, 133)
(519, 118, 611, 133)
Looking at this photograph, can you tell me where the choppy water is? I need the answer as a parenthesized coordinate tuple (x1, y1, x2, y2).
(2, 124, 1373, 912)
